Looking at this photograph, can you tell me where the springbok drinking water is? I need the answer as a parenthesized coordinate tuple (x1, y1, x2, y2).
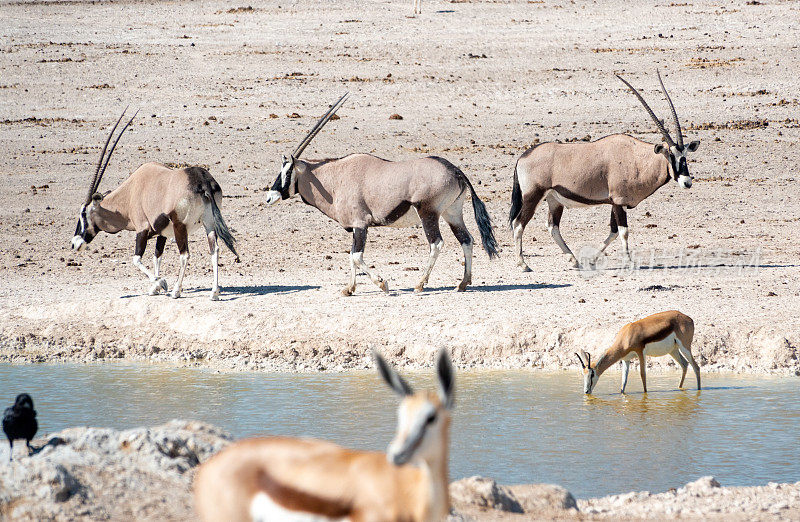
(575, 310, 700, 394)
(70, 109, 238, 300)
(509, 71, 700, 270)
(265, 93, 498, 295)
(193, 350, 455, 522)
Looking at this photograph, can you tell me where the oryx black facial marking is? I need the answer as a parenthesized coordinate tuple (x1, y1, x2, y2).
(266, 93, 498, 295)
(510, 71, 700, 271)
(70, 108, 238, 301)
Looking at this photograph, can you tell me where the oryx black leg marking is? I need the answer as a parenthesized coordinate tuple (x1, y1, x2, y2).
(449, 220, 474, 292)
(171, 219, 190, 299)
(132, 230, 160, 291)
(344, 227, 387, 295)
(595, 207, 620, 260)
(415, 209, 444, 292)
(611, 204, 631, 262)
(154, 235, 167, 258)
(547, 202, 578, 267)
(512, 187, 545, 271)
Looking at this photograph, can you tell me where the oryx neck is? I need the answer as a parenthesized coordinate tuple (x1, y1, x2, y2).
(91, 195, 131, 233)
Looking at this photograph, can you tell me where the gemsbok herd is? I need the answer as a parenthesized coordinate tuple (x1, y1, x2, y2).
(66, 72, 707, 521)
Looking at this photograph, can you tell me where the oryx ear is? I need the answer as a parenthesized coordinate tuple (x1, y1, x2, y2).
(686, 140, 700, 152)
(436, 349, 455, 409)
(654, 143, 667, 155)
(91, 192, 104, 202)
(574, 352, 586, 369)
(374, 351, 413, 397)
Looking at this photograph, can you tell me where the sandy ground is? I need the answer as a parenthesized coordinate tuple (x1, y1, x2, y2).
(1, 0, 799, 377)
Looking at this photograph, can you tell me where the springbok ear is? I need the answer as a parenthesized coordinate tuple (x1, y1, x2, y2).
(686, 140, 700, 152)
(374, 351, 413, 397)
(574, 352, 586, 369)
(654, 144, 667, 155)
(91, 192, 104, 202)
(436, 349, 455, 409)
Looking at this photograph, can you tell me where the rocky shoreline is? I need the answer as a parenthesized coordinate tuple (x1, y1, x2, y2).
(1, 422, 797, 521)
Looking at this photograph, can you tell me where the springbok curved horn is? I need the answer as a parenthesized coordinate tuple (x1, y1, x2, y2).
(87, 108, 128, 204)
(616, 74, 675, 148)
(292, 92, 349, 159)
(656, 69, 683, 149)
(575, 352, 586, 369)
(92, 109, 139, 199)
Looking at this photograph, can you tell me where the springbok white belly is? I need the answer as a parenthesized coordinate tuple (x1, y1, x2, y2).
(387, 207, 421, 228)
(624, 333, 681, 361)
(250, 492, 350, 522)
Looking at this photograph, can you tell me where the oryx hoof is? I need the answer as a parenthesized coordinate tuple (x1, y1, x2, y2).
(455, 280, 471, 292)
(342, 286, 355, 297)
(170, 289, 181, 299)
(150, 278, 168, 295)
(518, 261, 532, 272)
(377, 280, 389, 293)
(209, 290, 220, 301)
(569, 257, 580, 269)
(414, 282, 426, 293)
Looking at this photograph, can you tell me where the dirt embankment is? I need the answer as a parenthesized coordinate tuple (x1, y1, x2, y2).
(1, 0, 798, 372)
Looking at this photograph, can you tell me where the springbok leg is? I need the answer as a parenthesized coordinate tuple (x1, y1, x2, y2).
(415, 210, 443, 292)
(547, 201, 579, 268)
(171, 222, 189, 299)
(637, 350, 647, 393)
(207, 230, 220, 301)
(620, 359, 631, 394)
(670, 350, 688, 388)
(678, 342, 702, 390)
(344, 227, 388, 296)
(511, 187, 544, 272)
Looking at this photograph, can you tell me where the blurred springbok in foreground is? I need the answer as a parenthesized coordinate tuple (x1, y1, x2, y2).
(576, 310, 700, 394)
(509, 71, 700, 271)
(194, 350, 455, 522)
(71, 109, 238, 300)
(265, 93, 498, 295)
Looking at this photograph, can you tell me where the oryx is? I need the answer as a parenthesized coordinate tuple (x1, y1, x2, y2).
(71, 109, 239, 300)
(509, 71, 700, 271)
(265, 93, 498, 295)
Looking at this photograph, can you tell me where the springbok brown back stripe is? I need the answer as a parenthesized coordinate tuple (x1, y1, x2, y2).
(256, 468, 353, 518)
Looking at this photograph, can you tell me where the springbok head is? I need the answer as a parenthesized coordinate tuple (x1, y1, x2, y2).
(617, 71, 700, 189)
(71, 108, 137, 251)
(265, 92, 349, 205)
(375, 349, 455, 466)
(575, 350, 598, 394)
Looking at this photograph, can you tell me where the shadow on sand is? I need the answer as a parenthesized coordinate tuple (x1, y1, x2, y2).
(120, 285, 319, 300)
(397, 282, 571, 295)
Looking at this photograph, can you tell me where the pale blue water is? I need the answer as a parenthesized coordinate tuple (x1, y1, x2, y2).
(0, 363, 798, 498)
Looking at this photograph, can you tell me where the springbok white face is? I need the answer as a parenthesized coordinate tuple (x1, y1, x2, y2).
(265, 155, 296, 205)
(576, 351, 598, 394)
(376, 350, 454, 466)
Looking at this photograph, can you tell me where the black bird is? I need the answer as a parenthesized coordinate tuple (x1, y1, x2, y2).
(2, 393, 38, 461)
